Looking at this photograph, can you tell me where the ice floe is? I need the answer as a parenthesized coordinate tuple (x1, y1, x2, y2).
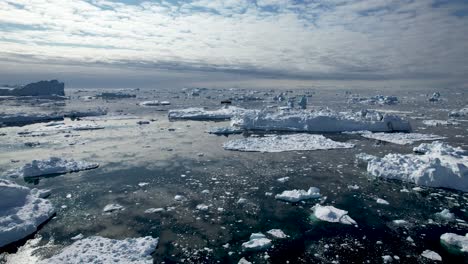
(0, 80, 64, 97)
(435, 209, 455, 221)
(168, 106, 246, 121)
(103, 203, 124, 213)
(376, 198, 389, 205)
(275, 187, 321, 202)
(231, 109, 411, 132)
(367, 142, 468, 192)
(440, 233, 468, 253)
(421, 250, 442, 261)
(311, 204, 357, 225)
(144, 208, 164, 214)
(4, 157, 99, 178)
(0, 112, 63, 127)
(360, 132, 445, 145)
(241, 233, 272, 252)
(207, 126, 243, 135)
(0, 180, 55, 248)
(223, 134, 354, 153)
(38, 236, 158, 264)
(266, 229, 287, 239)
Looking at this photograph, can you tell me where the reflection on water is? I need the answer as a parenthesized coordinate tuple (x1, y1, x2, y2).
(0, 86, 467, 263)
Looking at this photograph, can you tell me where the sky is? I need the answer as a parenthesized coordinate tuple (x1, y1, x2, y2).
(0, 0, 467, 89)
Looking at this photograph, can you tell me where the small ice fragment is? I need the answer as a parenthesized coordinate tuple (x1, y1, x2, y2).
(440, 233, 468, 253)
(196, 204, 209, 211)
(421, 250, 442, 261)
(241, 233, 272, 252)
(238, 257, 252, 264)
(435, 209, 455, 221)
(144, 208, 164, 214)
(266, 229, 287, 239)
(237, 198, 247, 204)
(376, 198, 389, 205)
(174, 195, 185, 201)
(311, 204, 357, 225)
(392, 220, 408, 225)
(347, 184, 360, 190)
(275, 187, 321, 202)
(103, 203, 124, 213)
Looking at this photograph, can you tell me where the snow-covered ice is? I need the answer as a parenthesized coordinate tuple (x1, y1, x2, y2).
(168, 106, 246, 121)
(275, 187, 321, 202)
(367, 142, 468, 192)
(38, 236, 158, 264)
(223, 134, 354, 153)
(311, 204, 357, 225)
(421, 250, 442, 261)
(4, 157, 99, 178)
(0, 180, 55, 247)
(144, 208, 164, 214)
(440, 233, 468, 253)
(360, 132, 445, 145)
(231, 109, 411, 132)
(241, 233, 272, 251)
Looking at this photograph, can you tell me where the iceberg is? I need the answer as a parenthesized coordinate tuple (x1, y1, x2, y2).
(168, 106, 246, 121)
(38, 236, 158, 264)
(367, 142, 468, 192)
(223, 134, 354, 153)
(360, 132, 445, 145)
(448, 107, 468, 118)
(241, 233, 272, 251)
(4, 157, 99, 178)
(0, 180, 55, 247)
(421, 250, 442, 261)
(440, 233, 468, 253)
(275, 187, 321, 202)
(231, 109, 411, 133)
(311, 204, 357, 225)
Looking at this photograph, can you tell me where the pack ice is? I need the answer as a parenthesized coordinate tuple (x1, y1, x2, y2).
(367, 142, 468, 192)
(360, 132, 445, 145)
(231, 109, 411, 133)
(168, 106, 246, 121)
(0, 180, 55, 247)
(223, 134, 354, 152)
(38, 236, 158, 264)
(4, 157, 99, 178)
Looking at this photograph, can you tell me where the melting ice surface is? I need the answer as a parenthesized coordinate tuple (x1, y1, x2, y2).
(0, 86, 467, 263)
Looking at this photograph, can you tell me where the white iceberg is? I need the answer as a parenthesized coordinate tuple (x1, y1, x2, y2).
(0, 180, 55, 247)
(266, 229, 287, 239)
(367, 142, 468, 192)
(168, 106, 246, 121)
(231, 109, 411, 133)
(38, 236, 158, 264)
(448, 107, 468, 118)
(360, 132, 445, 145)
(311, 204, 357, 225)
(223, 134, 354, 153)
(241, 233, 272, 251)
(275, 187, 321, 202)
(421, 250, 442, 261)
(423, 120, 460, 127)
(440, 233, 468, 253)
(4, 157, 99, 178)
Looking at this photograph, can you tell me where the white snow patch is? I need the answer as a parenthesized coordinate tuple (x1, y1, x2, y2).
(0, 180, 55, 247)
(223, 134, 354, 153)
(4, 157, 99, 178)
(423, 120, 460, 127)
(144, 208, 164, 214)
(376, 198, 390, 205)
(38, 236, 158, 264)
(196, 204, 210, 211)
(275, 187, 321, 202)
(435, 209, 455, 221)
(367, 142, 468, 192)
(277, 177, 290, 183)
(311, 204, 357, 225)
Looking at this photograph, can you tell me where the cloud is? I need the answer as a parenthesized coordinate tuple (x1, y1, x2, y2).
(0, 0, 467, 83)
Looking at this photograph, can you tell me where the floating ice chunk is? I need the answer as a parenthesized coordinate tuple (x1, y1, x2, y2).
(231, 109, 411, 133)
(207, 126, 243, 135)
(367, 141, 468, 192)
(196, 204, 209, 211)
(4, 157, 99, 178)
(266, 229, 287, 239)
(348, 95, 399, 105)
(376, 198, 390, 205)
(440, 233, 468, 253)
(168, 106, 246, 121)
(144, 208, 164, 214)
(0, 112, 63, 127)
(238, 257, 252, 264)
(138, 182, 149, 187)
(360, 132, 445, 145)
(71, 234, 84, 240)
(449, 107, 468, 118)
(421, 250, 442, 261)
(435, 209, 455, 221)
(382, 255, 393, 263)
(311, 204, 357, 225)
(277, 177, 290, 183)
(241, 233, 272, 251)
(139, 100, 159, 106)
(174, 195, 185, 201)
(103, 203, 124, 213)
(0, 180, 55, 247)
(160, 101, 171, 105)
(97, 92, 135, 99)
(64, 108, 107, 119)
(223, 134, 354, 153)
(275, 187, 321, 202)
(423, 120, 460, 127)
(38, 236, 158, 264)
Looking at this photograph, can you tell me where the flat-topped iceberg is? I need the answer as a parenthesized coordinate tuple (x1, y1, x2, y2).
(38, 236, 158, 264)
(207, 126, 244, 135)
(4, 157, 99, 178)
(440, 233, 468, 253)
(0, 180, 55, 247)
(360, 132, 445, 145)
(311, 204, 357, 225)
(0, 112, 63, 127)
(241, 233, 272, 251)
(168, 106, 246, 121)
(367, 142, 468, 192)
(223, 134, 354, 152)
(231, 109, 411, 133)
(275, 187, 321, 202)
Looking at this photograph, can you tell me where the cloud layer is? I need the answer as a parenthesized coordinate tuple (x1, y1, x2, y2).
(1, 0, 467, 82)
